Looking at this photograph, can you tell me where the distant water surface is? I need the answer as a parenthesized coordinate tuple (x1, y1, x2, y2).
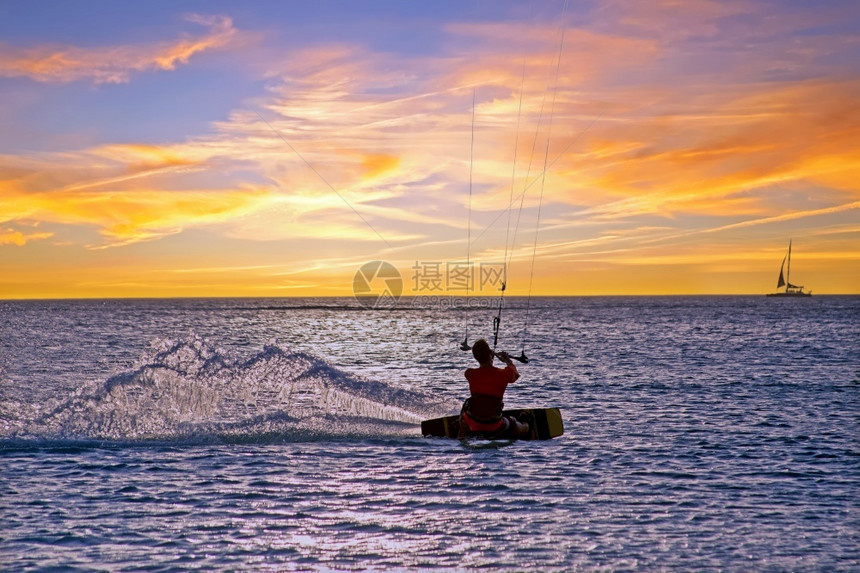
(1, 296, 858, 570)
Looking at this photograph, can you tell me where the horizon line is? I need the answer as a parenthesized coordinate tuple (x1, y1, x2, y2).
(1, 293, 857, 302)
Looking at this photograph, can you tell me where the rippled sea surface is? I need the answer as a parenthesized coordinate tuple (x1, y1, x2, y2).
(1, 296, 858, 571)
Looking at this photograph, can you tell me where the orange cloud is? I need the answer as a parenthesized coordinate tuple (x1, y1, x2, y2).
(538, 78, 860, 222)
(91, 143, 198, 171)
(1, 183, 274, 247)
(361, 154, 401, 179)
(0, 227, 53, 246)
(444, 22, 659, 89)
(0, 15, 236, 83)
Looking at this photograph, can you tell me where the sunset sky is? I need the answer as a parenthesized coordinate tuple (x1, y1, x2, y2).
(1, 0, 858, 298)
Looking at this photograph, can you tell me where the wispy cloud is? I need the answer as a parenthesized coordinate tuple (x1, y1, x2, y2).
(0, 14, 236, 84)
(1, 173, 274, 247)
(0, 226, 53, 246)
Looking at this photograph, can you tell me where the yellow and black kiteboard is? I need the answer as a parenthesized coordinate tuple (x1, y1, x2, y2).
(421, 407, 563, 440)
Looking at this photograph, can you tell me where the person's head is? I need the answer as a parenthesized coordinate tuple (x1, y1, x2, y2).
(472, 338, 493, 365)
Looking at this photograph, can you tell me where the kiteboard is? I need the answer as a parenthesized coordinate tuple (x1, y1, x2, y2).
(421, 407, 563, 440)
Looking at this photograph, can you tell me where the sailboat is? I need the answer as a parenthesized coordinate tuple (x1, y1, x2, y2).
(766, 240, 811, 297)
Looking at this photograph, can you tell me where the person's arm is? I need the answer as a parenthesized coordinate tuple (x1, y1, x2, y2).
(497, 352, 520, 383)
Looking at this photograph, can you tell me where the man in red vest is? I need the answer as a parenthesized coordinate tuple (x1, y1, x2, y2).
(459, 338, 530, 438)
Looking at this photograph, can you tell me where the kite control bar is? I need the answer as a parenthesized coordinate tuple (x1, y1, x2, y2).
(459, 337, 529, 364)
(505, 350, 530, 364)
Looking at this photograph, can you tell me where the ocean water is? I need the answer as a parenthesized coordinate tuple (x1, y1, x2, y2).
(0, 296, 857, 571)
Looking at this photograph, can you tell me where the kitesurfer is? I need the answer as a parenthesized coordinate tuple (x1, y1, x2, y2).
(459, 338, 530, 438)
